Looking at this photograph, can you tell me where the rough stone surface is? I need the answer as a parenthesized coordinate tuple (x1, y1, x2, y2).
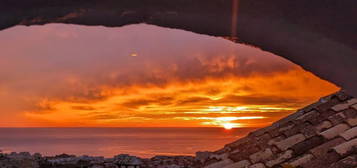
(315, 120, 333, 133)
(228, 143, 261, 162)
(291, 136, 325, 155)
(210, 153, 229, 160)
(274, 134, 306, 150)
(335, 92, 352, 101)
(204, 158, 220, 167)
(340, 127, 357, 140)
(223, 160, 250, 168)
(344, 108, 357, 118)
(249, 163, 266, 168)
(205, 159, 233, 168)
(265, 150, 293, 167)
(320, 124, 350, 139)
(301, 151, 341, 168)
(333, 138, 357, 156)
(288, 154, 314, 167)
(255, 133, 273, 149)
(317, 98, 341, 112)
(203, 91, 357, 168)
(347, 118, 357, 127)
(332, 99, 357, 111)
(300, 124, 318, 138)
(320, 110, 340, 122)
(328, 155, 357, 168)
(249, 148, 273, 163)
(268, 136, 285, 146)
(0, 153, 197, 168)
(310, 137, 346, 158)
(352, 104, 357, 111)
(328, 112, 347, 125)
(296, 110, 320, 125)
(278, 123, 295, 133)
(315, 121, 332, 133)
(196, 151, 213, 163)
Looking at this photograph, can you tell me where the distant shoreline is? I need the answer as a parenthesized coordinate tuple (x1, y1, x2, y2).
(0, 151, 202, 168)
(0, 127, 255, 158)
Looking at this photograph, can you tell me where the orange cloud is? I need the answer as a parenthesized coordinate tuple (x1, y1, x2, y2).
(0, 24, 339, 128)
(25, 67, 338, 128)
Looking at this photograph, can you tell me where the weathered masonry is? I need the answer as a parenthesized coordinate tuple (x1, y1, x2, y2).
(201, 91, 357, 168)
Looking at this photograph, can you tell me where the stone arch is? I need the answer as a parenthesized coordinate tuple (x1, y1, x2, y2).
(0, 0, 356, 96)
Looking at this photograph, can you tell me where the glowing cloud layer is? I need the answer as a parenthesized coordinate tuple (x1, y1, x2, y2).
(0, 24, 338, 127)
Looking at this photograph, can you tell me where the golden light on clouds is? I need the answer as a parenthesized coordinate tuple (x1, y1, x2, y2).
(198, 116, 265, 129)
(0, 24, 339, 128)
(24, 68, 338, 128)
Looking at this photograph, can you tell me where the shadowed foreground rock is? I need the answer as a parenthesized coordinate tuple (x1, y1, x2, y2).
(1, 91, 356, 168)
(0, 153, 200, 168)
(199, 91, 357, 168)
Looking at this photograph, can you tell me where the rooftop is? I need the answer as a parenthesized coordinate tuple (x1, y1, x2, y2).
(201, 90, 357, 168)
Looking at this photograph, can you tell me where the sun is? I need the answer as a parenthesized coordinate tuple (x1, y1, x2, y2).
(130, 53, 138, 57)
(222, 123, 235, 130)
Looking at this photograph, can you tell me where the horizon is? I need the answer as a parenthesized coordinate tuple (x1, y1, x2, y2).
(0, 1, 355, 167)
(0, 23, 338, 129)
(0, 127, 257, 157)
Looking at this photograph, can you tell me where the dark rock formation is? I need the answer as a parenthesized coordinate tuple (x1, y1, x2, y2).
(0, 152, 200, 168)
(0, 0, 356, 96)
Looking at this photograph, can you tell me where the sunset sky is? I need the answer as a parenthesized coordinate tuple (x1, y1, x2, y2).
(0, 24, 339, 128)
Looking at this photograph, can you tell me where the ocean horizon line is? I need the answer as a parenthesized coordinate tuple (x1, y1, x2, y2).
(0, 126, 259, 129)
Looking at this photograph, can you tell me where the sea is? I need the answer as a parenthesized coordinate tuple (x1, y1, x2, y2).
(0, 127, 256, 158)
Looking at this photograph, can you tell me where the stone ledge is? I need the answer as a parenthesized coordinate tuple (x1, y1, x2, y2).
(274, 134, 306, 151)
(333, 138, 357, 156)
(340, 127, 357, 140)
(288, 154, 314, 167)
(203, 91, 356, 168)
(249, 148, 273, 163)
(249, 163, 266, 168)
(223, 160, 250, 168)
(320, 124, 350, 139)
(332, 98, 357, 112)
(265, 150, 293, 167)
(204, 159, 233, 168)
